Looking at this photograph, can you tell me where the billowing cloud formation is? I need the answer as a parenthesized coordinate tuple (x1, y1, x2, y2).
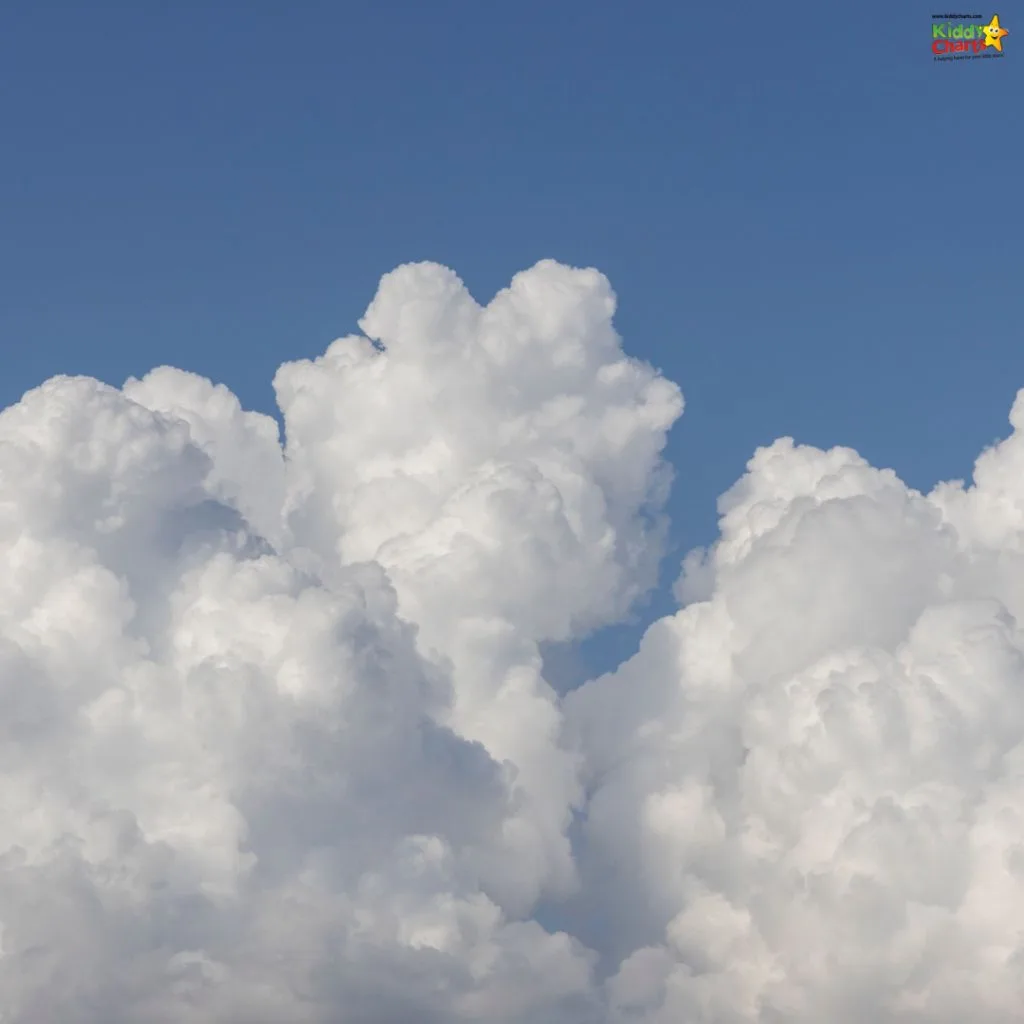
(572, 424, 1024, 1022)
(1, 260, 1022, 1022)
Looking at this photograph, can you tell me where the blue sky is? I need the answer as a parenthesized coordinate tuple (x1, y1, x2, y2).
(3, 1, 1021, 677)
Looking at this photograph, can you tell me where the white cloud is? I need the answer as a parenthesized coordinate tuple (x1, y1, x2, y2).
(569, 426, 1024, 1022)
(1, 259, 1023, 1021)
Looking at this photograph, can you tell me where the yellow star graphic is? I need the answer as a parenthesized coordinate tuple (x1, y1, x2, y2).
(982, 14, 1008, 51)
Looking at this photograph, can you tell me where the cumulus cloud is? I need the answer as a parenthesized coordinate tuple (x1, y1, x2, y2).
(1, 258, 1023, 1021)
(570, 431, 1024, 1022)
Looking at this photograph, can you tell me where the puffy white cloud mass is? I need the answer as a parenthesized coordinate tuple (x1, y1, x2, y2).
(1, 258, 1022, 1022)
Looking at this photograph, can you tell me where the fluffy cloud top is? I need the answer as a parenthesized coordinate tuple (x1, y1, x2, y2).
(1, 259, 1022, 1021)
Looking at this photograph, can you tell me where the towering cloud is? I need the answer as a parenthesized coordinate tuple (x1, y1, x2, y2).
(0, 260, 1022, 1021)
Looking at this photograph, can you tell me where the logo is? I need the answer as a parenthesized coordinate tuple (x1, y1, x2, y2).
(932, 13, 1008, 60)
